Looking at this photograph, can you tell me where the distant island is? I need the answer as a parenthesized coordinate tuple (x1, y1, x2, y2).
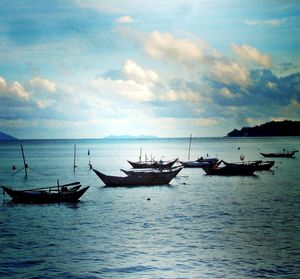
(0, 131, 17, 141)
(102, 135, 158, 140)
(227, 120, 300, 137)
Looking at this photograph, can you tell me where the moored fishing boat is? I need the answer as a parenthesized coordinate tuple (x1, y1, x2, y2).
(93, 166, 183, 186)
(179, 157, 218, 168)
(203, 161, 257, 176)
(223, 160, 275, 171)
(260, 150, 298, 158)
(1, 181, 89, 203)
(127, 158, 178, 169)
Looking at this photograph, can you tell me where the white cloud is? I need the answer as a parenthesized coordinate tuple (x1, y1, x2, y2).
(91, 77, 156, 102)
(0, 78, 30, 100)
(209, 61, 251, 86)
(245, 18, 285, 27)
(143, 31, 205, 64)
(0, 76, 7, 91)
(122, 60, 158, 87)
(10, 82, 30, 100)
(219, 87, 237, 99)
(160, 89, 199, 102)
(116, 16, 136, 24)
(266, 81, 277, 90)
(29, 77, 57, 92)
(231, 44, 273, 68)
(195, 118, 217, 126)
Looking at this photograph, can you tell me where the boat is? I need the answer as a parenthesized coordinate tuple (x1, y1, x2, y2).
(222, 160, 275, 171)
(203, 161, 256, 176)
(93, 166, 183, 186)
(127, 158, 178, 169)
(121, 166, 181, 176)
(179, 157, 218, 168)
(1, 181, 89, 203)
(260, 150, 298, 158)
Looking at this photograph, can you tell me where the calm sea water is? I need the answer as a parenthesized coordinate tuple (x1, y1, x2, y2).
(0, 137, 299, 278)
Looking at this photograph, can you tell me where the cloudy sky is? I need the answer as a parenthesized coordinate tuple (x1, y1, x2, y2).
(0, 0, 299, 138)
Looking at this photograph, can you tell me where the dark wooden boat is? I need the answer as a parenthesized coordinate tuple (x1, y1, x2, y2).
(260, 150, 298, 158)
(203, 161, 256, 176)
(253, 160, 275, 170)
(93, 166, 183, 186)
(179, 157, 218, 168)
(1, 182, 89, 203)
(223, 160, 275, 171)
(127, 158, 178, 169)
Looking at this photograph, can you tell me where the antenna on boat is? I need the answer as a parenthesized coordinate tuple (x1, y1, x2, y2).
(20, 144, 28, 178)
(73, 144, 77, 172)
(188, 134, 192, 160)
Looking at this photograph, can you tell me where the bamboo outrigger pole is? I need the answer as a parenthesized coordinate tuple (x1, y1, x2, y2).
(188, 134, 192, 160)
(20, 144, 28, 177)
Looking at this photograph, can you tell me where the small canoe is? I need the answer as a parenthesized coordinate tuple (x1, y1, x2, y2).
(260, 150, 298, 158)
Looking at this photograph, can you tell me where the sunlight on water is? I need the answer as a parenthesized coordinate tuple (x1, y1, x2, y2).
(0, 137, 299, 278)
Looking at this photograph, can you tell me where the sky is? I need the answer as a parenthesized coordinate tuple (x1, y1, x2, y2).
(0, 0, 299, 139)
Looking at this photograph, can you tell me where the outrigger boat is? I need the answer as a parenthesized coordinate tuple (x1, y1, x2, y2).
(93, 166, 183, 187)
(260, 150, 298, 158)
(127, 158, 178, 169)
(1, 181, 89, 203)
(179, 157, 218, 168)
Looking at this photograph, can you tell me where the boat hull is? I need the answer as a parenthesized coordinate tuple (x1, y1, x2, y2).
(93, 167, 182, 186)
(2, 186, 89, 204)
(180, 158, 218, 168)
(203, 164, 256, 176)
(127, 158, 178, 169)
(260, 151, 298, 158)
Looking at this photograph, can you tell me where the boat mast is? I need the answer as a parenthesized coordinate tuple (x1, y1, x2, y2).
(188, 134, 192, 160)
(20, 144, 28, 178)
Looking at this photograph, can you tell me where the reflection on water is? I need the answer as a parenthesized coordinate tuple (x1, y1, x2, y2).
(0, 137, 299, 278)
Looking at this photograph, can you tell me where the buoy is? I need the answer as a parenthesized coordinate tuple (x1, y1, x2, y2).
(147, 198, 150, 201)
(12, 165, 16, 170)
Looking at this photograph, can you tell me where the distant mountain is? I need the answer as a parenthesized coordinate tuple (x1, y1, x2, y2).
(227, 120, 300, 137)
(103, 135, 158, 140)
(0, 131, 17, 141)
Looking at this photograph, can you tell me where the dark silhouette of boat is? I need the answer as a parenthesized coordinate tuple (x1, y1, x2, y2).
(1, 181, 89, 203)
(93, 166, 183, 186)
(260, 150, 298, 158)
(203, 161, 257, 176)
(127, 158, 178, 169)
(223, 160, 275, 171)
(179, 157, 218, 168)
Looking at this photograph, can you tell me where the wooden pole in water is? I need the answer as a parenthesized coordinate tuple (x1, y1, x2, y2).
(73, 144, 77, 172)
(20, 144, 28, 177)
(88, 149, 92, 170)
(139, 148, 142, 162)
(188, 134, 192, 160)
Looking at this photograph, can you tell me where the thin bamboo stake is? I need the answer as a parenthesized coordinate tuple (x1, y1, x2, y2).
(20, 144, 28, 177)
(188, 134, 192, 160)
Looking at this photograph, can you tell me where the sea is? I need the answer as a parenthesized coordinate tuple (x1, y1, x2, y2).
(0, 137, 299, 278)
